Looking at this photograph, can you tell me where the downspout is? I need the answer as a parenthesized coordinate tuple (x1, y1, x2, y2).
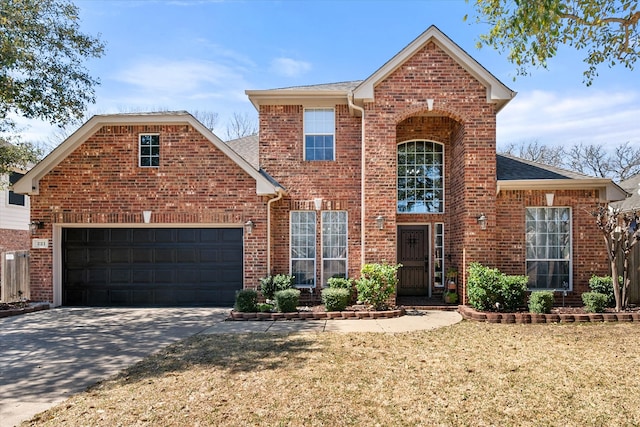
(267, 188, 285, 274)
(348, 92, 366, 266)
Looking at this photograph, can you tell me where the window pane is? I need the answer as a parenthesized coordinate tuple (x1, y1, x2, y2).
(397, 141, 444, 213)
(291, 211, 316, 287)
(525, 207, 571, 290)
(304, 109, 335, 161)
(321, 211, 347, 286)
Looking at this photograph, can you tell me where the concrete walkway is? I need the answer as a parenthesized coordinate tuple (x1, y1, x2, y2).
(0, 307, 461, 427)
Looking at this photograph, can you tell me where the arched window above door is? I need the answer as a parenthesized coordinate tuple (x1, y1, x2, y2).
(397, 140, 444, 213)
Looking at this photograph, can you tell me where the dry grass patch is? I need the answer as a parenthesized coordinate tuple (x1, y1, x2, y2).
(24, 321, 640, 426)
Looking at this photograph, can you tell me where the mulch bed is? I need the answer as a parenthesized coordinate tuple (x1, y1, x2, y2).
(228, 305, 406, 321)
(458, 305, 640, 323)
(0, 301, 50, 318)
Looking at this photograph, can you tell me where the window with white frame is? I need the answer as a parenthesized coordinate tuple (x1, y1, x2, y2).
(304, 108, 335, 161)
(322, 211, 348, 285)
(8, 172, 25, 206)
(526, 207, 572, 290)
(397, 140, 444, 213)
(139, 134, 160, 167)
(291, 211, 316, 287)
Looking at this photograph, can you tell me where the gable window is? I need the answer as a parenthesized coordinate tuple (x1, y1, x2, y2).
(139, 134, 160, 167)
(397, 140, 444, 213)
(8, 172, 25, 206)
(304, 108, 334, 161)
(322, 211, 347, 285)
(291, 211, 316, 287)
(526, 207, 572, 290)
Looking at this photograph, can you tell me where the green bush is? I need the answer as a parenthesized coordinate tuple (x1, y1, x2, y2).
(582, 292, 609, 313)
(588, 275, 617, 307)
(355, 263, 401, 310)
(467, 263, 528, 312)
(260, 274, 294, 300)
(528, 291, 554, 314)
(274, 288, 300, 313)
(321, 288, 350, 311)
(234, 289, 258, 312)
(327, 277, 355, 301)
(257, 303, 274, 313)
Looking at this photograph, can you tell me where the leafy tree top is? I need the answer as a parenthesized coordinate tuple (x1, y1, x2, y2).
(468, 0, 640, 85)
(0, 0, 105, 132)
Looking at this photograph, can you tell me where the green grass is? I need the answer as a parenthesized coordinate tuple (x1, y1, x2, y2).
(24, 321, 640, 426)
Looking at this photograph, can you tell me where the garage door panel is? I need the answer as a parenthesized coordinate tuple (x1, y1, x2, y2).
(132, 249, 153, 263)
(63, 228, 242, 307)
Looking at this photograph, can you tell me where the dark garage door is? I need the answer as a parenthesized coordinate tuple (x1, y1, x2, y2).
(63, 228, 243, 307)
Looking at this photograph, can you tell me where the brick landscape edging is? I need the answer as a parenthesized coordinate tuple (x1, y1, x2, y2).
(458, 305, 640, 323)
(0, 303, 50, 319)
(227, 308, 406, 321)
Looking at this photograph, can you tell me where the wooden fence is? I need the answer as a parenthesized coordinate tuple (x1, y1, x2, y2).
(1, 250, 30, 303)
(618, 246, 640, 305)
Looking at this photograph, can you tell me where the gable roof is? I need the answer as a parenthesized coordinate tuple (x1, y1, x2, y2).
(246, 26, 515, 112)
(352, 25, 516, 111)
(13, 112, 283, 196)
(497, 154, 627, 202)
(612, 174, 640, 211)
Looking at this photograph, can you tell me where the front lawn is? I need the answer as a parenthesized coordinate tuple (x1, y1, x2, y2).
(24, 321, 640, 426)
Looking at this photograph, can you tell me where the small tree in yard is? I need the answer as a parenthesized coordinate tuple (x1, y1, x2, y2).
(594, 206, 640, 312)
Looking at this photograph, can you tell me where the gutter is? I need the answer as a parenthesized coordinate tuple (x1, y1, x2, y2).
(267, 188, 285, 274)
(348, 92, 366, 266)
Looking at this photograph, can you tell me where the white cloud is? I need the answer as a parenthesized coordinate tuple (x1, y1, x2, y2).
(270, 57, 311, 78)
(498, 89, 640, 148)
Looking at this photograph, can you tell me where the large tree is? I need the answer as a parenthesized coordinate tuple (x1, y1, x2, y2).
(0, 0, 105, 132)
(468, 0, 640, 84)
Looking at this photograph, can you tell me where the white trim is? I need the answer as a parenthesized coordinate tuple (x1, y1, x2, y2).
(497, 179, 627, 202)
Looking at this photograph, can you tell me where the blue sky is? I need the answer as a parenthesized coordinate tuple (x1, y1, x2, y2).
(19, 0, 639, 150)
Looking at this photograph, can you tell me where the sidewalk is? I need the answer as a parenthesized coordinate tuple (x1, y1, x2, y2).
(201, 309, 462, 334)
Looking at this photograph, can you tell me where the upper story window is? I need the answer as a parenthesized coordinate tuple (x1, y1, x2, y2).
(139, 134, 160, 167)
(304, 108, 335, 161)
(8, 172, 25, 206)
(397, 140, 444, 213)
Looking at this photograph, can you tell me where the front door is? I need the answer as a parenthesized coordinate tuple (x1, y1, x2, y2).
(397, 225, 429, 296)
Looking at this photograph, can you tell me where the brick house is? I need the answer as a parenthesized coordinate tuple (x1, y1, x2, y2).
(15, 26, 625, 307)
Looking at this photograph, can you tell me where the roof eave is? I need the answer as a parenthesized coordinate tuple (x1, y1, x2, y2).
(497, 178, 628, 202)
(245, 89, 350, 110)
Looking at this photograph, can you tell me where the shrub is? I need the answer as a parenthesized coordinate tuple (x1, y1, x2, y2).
(234, 289, 258, 312)
(355, 263, 401, 310)
(274, 288, 300, 313)
(321, 288, 350, 312)
(257, 303, 274, 313)
(444, 291, 458, 304)
(260, 274, 294, 300)
(327, 277, 355, 301)
(467, 263, 528, 312)
(588, 275, 617, 307)
(582, 292, 609, 313)
(528, 291, 554, 314)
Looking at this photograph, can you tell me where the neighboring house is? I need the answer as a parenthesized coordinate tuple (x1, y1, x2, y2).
(14, 26, 625, 307)
(0, 171, 30, 251)
(611, 174, 640, 304)
(0, 171, 31, 301)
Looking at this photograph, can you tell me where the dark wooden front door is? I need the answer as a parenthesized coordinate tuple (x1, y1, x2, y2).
(397, 225, 429, 296)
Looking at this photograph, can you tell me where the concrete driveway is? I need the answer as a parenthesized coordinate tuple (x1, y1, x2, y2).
(0, 307, 229, 427)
